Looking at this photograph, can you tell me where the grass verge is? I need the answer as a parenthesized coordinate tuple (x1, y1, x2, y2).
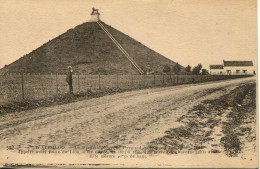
(143, 82, 256, 157)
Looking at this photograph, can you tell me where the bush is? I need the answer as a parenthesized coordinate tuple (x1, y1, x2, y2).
(163, 65, 171, 74)
(192, 64, 202, 75)
(221, 134, 241, 157)
(185, 65, 191, 73)
(172, 63, 181, 74)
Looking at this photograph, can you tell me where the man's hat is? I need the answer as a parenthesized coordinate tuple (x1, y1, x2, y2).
(68, 66, 72, 69)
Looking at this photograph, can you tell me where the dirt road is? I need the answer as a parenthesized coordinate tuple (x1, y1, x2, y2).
(0, 77, 256, 154)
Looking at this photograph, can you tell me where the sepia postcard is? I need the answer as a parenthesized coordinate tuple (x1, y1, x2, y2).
(0, 0, 258, 168)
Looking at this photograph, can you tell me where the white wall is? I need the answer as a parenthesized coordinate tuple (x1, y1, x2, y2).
(210, 69, 224, 75)
(223, 66, 255, 75)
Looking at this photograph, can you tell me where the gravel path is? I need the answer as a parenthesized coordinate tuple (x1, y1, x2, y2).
(0, 77, 255, 154)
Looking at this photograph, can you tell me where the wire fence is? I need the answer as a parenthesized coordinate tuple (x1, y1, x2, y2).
(0, 73, 252, 104)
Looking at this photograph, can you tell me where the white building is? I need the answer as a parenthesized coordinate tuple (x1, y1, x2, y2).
(209, 65, 224, 75)
(210, 60, 255, 75)
(223, 60, 255, 75)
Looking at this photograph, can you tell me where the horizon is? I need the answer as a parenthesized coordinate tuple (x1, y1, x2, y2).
(0, 0, 257, 70)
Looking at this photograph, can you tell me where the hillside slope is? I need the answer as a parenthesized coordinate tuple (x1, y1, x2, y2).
(1, 22, 179, 74)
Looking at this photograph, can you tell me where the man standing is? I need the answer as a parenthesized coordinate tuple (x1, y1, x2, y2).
(66, 66, 73, 94)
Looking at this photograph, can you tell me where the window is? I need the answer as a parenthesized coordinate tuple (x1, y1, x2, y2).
(236, 70, 240, 74)
(243, 70, 247, 74)
(226, 70, 231, 75)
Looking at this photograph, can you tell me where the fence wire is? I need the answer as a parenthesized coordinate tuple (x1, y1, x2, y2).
(0, 74, 252, 104)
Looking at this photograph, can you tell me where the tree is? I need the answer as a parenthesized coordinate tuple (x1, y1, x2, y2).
(172, 62, 181, 74)
(192, 64, 202, 75)
(163, 65, 171, 74)
(185, 65, 191, 72)
(201, 69, 209, 75)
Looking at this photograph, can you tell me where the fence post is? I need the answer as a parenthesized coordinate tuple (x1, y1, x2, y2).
(78, 73, 80, 92)
(131, 74, 134, 88)
(56, 73, 58, 94)
(154, 74, 156, 87)
(98, 73, 101, 90)
(143, 74, 145, 87)
(176, 75, 178, 84)
(162, 74, 165, 86)
(21, 73, 25, 100)
(116, 73, 119, 88)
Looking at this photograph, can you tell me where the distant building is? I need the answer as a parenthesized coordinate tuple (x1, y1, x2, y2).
(209, 65, 224, 75)
(210, 60, 255, 75)
(223, 60, 254, 75)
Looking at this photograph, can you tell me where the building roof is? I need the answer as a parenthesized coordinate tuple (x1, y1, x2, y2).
(210, 65, 224, 69)
(223, 60, 253, 67)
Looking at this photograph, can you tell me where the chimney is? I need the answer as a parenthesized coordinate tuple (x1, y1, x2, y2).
(89, 8, 100, 22)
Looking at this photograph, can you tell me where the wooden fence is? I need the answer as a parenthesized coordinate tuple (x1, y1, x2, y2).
(0, 74, 252, 104)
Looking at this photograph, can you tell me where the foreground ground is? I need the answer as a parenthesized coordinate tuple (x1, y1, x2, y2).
(0, 77, 256, 164)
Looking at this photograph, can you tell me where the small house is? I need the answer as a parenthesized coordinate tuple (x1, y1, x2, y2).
(223, 60, 254, 75)
(209, 65, 224, 75)
(210, 60, 255, 75)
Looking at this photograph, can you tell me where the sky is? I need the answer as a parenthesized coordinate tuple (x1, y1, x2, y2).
(0, 0, 257, 69)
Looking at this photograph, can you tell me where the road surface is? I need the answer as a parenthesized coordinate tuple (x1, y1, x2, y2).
(0, 77, 255, 153)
